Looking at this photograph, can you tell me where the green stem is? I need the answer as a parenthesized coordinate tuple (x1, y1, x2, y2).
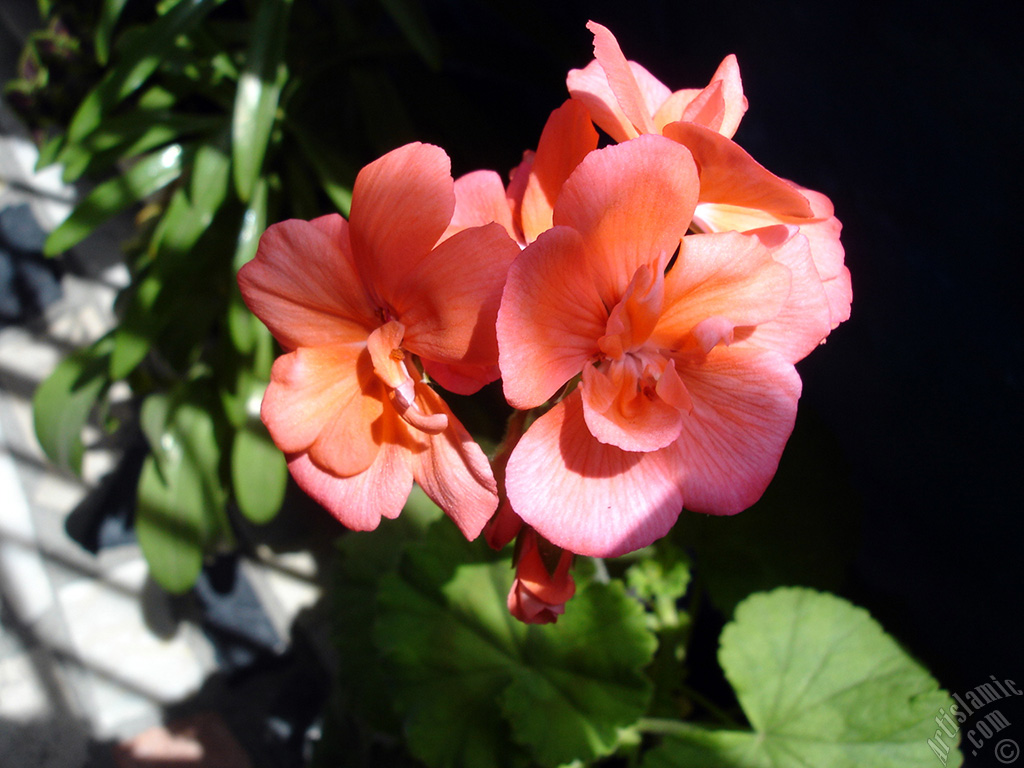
(677, 683, 743, 728)
(635, 718, 707, 738)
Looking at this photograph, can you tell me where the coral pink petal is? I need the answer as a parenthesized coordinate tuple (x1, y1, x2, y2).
(581, 363, 684, 452)
(506, 151, 534, 244)
(348, 143, 455, 300)
(586, 21, 659, 136)
(505, 392, 684, 557)
(411, 383, 498, 540)
(734, 226, 832, 363)
(674, 347, 801, 514)
(262, 345, 384, 477)
(394, 222, 519, 377)
(497, 227, 606, 408)
(663, 122, 813, 217)
(822, 265, 853, 329)
(628, 60, 674, 123)
(521, 100, 599, 244)
(694, 192, 851, 331)
(238, 217, 376, 350)
(654, 231, 791, 348)
(706, 54, 747, 139)
(420, 358, 500, 397)
(554, 135, 699, 304)
(484, 501, 523, 550)
(567, 59, 636, 143)
(286, 439, 413, 531)
(443, 170, 516, 242)
(791, 186, 851, 327)
(680, 79, 728, 135)
(653, 88, 702, 131)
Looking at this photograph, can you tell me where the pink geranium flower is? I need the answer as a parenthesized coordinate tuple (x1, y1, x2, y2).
(238, 142, 520, 538)
(568, 21, 851, 329)
(497, 135, 833, 557)
(443, 99, 598, 248)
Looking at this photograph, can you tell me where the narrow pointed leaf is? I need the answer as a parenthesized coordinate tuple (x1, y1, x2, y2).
(32, 336, 114, 474)
(66, 0, 225, 145)
(95, 0, 130, 65)
(232, 0, 292, 202)
(44, 144, 184, 256)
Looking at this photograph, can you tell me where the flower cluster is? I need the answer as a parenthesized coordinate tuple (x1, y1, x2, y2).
(238, 22, 851, 624)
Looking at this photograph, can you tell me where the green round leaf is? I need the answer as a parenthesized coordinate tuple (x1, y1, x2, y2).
(642, 588, 960, 768)
(374, 523, 656, 768)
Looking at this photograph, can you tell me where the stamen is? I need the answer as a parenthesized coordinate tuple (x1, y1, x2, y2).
(367, 320, 449, 435)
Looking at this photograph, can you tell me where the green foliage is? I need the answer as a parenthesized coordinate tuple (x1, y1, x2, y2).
(32, 334, 114, 474)
(136, 384, 229, 593)
(330, 519, 657, 768)
(25, 0, 447, 593)
(641, 588, 961, 768)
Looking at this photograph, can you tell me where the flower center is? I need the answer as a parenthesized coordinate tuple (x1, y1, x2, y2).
(367, 319, 448, 435)
(592, 263, 692, 415)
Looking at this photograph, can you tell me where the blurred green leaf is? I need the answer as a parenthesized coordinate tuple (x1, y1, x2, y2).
(231, 421, 286, 524)
(66, 0, 225, 145)
(188, 140, 231, 228)
(625, 544, 691, 633)
(375, 0, 441, 70)
(232, 175, 267, 272)
(95, 0, 130, 66)
(641, 588, 959, 768)
(376, 522, 656, 768)
(36, 133, 64, 169)
(110, 272, 161, 379)
(59, 111, 221, 183)
(44, 144, 185, 256)
(136, 452, 204, 593)
(32, 336, 114, 474)
(232, 0, 292, 202)
(136, 387, 227, 593)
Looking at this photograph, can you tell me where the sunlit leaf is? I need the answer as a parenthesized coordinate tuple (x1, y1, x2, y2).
(44, 144, 185, 256)
(32, 336, 114, 474)
(59, 111, 222, 183)
(136, 452, 204, 593)
(232, 0, 292, 202)
(232, 175, 268, 272)
(641, 588, 960, 768)
(136, 387, 227, 593)
(110, 272, 161, 380)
